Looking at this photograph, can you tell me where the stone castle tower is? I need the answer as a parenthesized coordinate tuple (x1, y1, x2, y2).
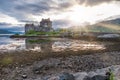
(25, 18, 53, 33)
(40, 18, 52, 32)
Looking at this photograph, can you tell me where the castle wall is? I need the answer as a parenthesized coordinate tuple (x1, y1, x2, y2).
(25, 18, 53, 33)
(40, 18, 52, 32)
(25, 24, 35, 33)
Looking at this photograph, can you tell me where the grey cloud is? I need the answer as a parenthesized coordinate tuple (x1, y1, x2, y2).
(58, 2, 74, 9)
(14, 1, 52, 15)
(76, 0, 119, 6)
(53, 19, 70, 28)
(0, 0, 55, 20)
(0, 23, 11, 26)
(15, 4, 50, 14)
(20, 20, 39, 24)
(14, 0, 73, 15)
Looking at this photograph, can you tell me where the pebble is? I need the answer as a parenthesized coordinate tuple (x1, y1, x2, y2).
(1, 51, 120, 80)
(22, 74, 27, 79)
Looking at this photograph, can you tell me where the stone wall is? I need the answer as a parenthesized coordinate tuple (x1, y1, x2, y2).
(25, 24, 35, 33)
(40, 18, 52, 32)
(25, 18, 53, 33)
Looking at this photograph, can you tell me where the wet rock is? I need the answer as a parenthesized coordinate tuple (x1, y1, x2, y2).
(83, 75, 108, 80)
(22, 74, 27, 79)
(33, 68, 43, 74)
(87, 71, 97, 77)
(34, 70, 42, 74)
(83, 76, 91, 80)
(59, 72, 75, 80)
(46, 76, 59, 80)
(34, 78, 42, 80)
(115, 68, 120, 79)
(20, 65, 24, 67)
(33, 66, 44, 74)
(74, 72, 88, 80)
(44, 66, 50, 70)
(91, 75, 108, 80)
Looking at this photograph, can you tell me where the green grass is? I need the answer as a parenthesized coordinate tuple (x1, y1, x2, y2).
(25, 30, 60, 36)
(109, 71, 115, 80)
(0, 57, 13, 65)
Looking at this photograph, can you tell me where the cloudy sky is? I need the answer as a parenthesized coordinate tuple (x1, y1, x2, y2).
(0, 0, 120, 32)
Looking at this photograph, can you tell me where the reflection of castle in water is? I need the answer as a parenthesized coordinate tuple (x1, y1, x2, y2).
(25, 38, 53, 52)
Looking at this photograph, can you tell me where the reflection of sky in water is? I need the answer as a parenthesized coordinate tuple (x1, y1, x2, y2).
(0, 36, 25, 52)
(0, 37, 106, 52)
(52, 40, 105, 52)
(0, 37, 12, 45)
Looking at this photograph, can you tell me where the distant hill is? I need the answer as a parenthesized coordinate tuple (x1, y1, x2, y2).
(68, 18, 120, 33)
(0, 29, 13, 34)
(0, 29, 24, 34)
(102, 18, 120, 25)
(86, 18, 120, 33)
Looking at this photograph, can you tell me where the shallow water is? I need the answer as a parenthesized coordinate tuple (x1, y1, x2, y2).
(0, 36, 25, 51)
(0, 35, 120, 67)
(0, 35, 107, 53)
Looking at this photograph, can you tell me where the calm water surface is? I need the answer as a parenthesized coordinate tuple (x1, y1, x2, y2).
(1, 34, 120, 53)
(0, 35, 107, 52)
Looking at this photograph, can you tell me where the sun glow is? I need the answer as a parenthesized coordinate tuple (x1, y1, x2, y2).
(66, 3, 120, 26)
(27, 2, 120, 28)
(69, 5, 94, 25)
(98, 23, 120, 31)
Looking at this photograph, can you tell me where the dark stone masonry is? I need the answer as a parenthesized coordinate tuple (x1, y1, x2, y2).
(25, 18, 53, 33)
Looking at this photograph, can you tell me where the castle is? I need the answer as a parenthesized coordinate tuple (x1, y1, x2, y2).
(25, 18, 53, 33)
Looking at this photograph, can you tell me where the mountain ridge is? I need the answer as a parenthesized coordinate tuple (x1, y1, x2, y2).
(86, 18, 120, 33)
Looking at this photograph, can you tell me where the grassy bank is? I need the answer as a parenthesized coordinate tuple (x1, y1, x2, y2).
(25, 30, 60, 36)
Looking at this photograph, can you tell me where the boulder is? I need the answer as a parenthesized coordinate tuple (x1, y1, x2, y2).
(59, 72, 75, 80)
(83, 76, 91, 80)
(74, 72, 88, 80)
(91, 75, 108, 80)
(83, 75, 108, 80)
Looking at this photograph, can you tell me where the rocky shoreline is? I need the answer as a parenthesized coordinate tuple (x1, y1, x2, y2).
(0, 51, 120, 80)
(46, 65, 120, 80)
